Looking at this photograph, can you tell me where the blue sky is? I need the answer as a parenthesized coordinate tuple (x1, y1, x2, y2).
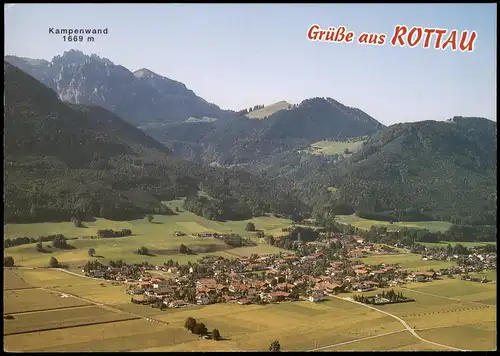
(5, 3, 496, 124)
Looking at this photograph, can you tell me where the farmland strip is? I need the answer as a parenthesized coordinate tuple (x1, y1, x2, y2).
(7, 304, 95, 315)
(4, 317, 140, 336)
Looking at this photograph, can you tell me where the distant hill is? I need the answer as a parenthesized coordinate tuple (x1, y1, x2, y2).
(143, 96, 385, 166)
(323, 118, 498, 226)
(4, 51, 237, 125)
(5, 51, 385, 169)
(4, 62, 306, 223)
(246, 101, 292, 119)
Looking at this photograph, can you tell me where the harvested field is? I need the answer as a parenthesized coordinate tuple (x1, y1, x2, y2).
(112, 303, 181, 317)
(50, 283, 131, 305)
(3, 319, 195, 352)
(4, 289, 91, 314)
(4, 305, 137, 335)
(13, 268, 103, 288)
(4, 269, 32, 290)
(418, 322, 497, 351)
(147, 299, 404, 351)
(321, 330, 445, 351)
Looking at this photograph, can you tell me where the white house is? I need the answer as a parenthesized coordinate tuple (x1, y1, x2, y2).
(309, 293, 325, 302)
(196, 294, 210, 305)
(169, 300, 187, 308)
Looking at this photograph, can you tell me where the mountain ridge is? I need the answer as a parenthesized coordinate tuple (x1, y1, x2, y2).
(5, 50, 235, 125)
(317, 117, 497, 225)
(5, 51, 496, 228)
(4, 61, 307, 223)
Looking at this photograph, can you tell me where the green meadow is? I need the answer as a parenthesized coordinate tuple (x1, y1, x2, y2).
(4, 200, 293, 268)
(421, 241, 496, 248)
(334, 214, 453, 233)
(308, 138, 366, 156)
(245, 101, 290, 119)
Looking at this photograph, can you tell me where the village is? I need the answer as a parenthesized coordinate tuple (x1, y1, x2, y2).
(83, 230, 497, 310)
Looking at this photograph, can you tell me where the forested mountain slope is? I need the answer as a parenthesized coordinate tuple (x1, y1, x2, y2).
(4, 62, 306, 223)
(144, 97, 384, 165)
(323, 118, 497, 225)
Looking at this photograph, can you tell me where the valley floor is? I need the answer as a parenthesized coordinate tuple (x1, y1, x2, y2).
(3, 200, 496, 351)
(3, 261, 496, 352)
(4, 200, 294, 268)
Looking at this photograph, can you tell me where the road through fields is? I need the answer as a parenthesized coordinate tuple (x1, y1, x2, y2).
(330, 295, 466, 351)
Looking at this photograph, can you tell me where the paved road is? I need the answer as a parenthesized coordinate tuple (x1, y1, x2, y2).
(331, 295, 466, 351)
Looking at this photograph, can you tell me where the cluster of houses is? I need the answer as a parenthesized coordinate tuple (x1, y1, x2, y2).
(314, 234, 399, 259)
(460, 275, 490, 283)
(421, 250, 496, 271)
(123, 256, 452, 308)
(189, 231, 254, 248)
(80, 231, 496, 310)
(85, 254, 425, 308)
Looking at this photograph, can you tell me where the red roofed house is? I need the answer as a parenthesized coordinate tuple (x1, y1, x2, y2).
(197, 279, 217, 287)
(269, 291, 290, 302)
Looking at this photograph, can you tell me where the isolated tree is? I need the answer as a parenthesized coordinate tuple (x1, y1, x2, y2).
(137, 246, 149, 255)
(249, 253, 259, 263)
(343, 148, 351, 155)
(193, 322, 208, 336)
(179, 244, 188, 254)
(269, 340, 281, 352)
(48, 256, 59, 268)
(29, 203, 36, 218)
(52, 235, 68, 249)
(245, 222, 256, 232)
(212, 328, 221, 341)
(184, 317, 197, 332)
(36, 242, 44, 252)
(4, 256, 15, 267)
(88, 248, 96, 257)
(72, 217, 82, 227)
(147, 215, 154, 223)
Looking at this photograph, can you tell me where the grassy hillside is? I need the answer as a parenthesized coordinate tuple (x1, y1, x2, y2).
(246, 101, 291, 119)
(4, 200, 294, 267)
(308, 138, 367, 156)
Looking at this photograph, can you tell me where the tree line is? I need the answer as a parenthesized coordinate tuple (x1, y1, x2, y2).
(5, 234, 73, 249)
